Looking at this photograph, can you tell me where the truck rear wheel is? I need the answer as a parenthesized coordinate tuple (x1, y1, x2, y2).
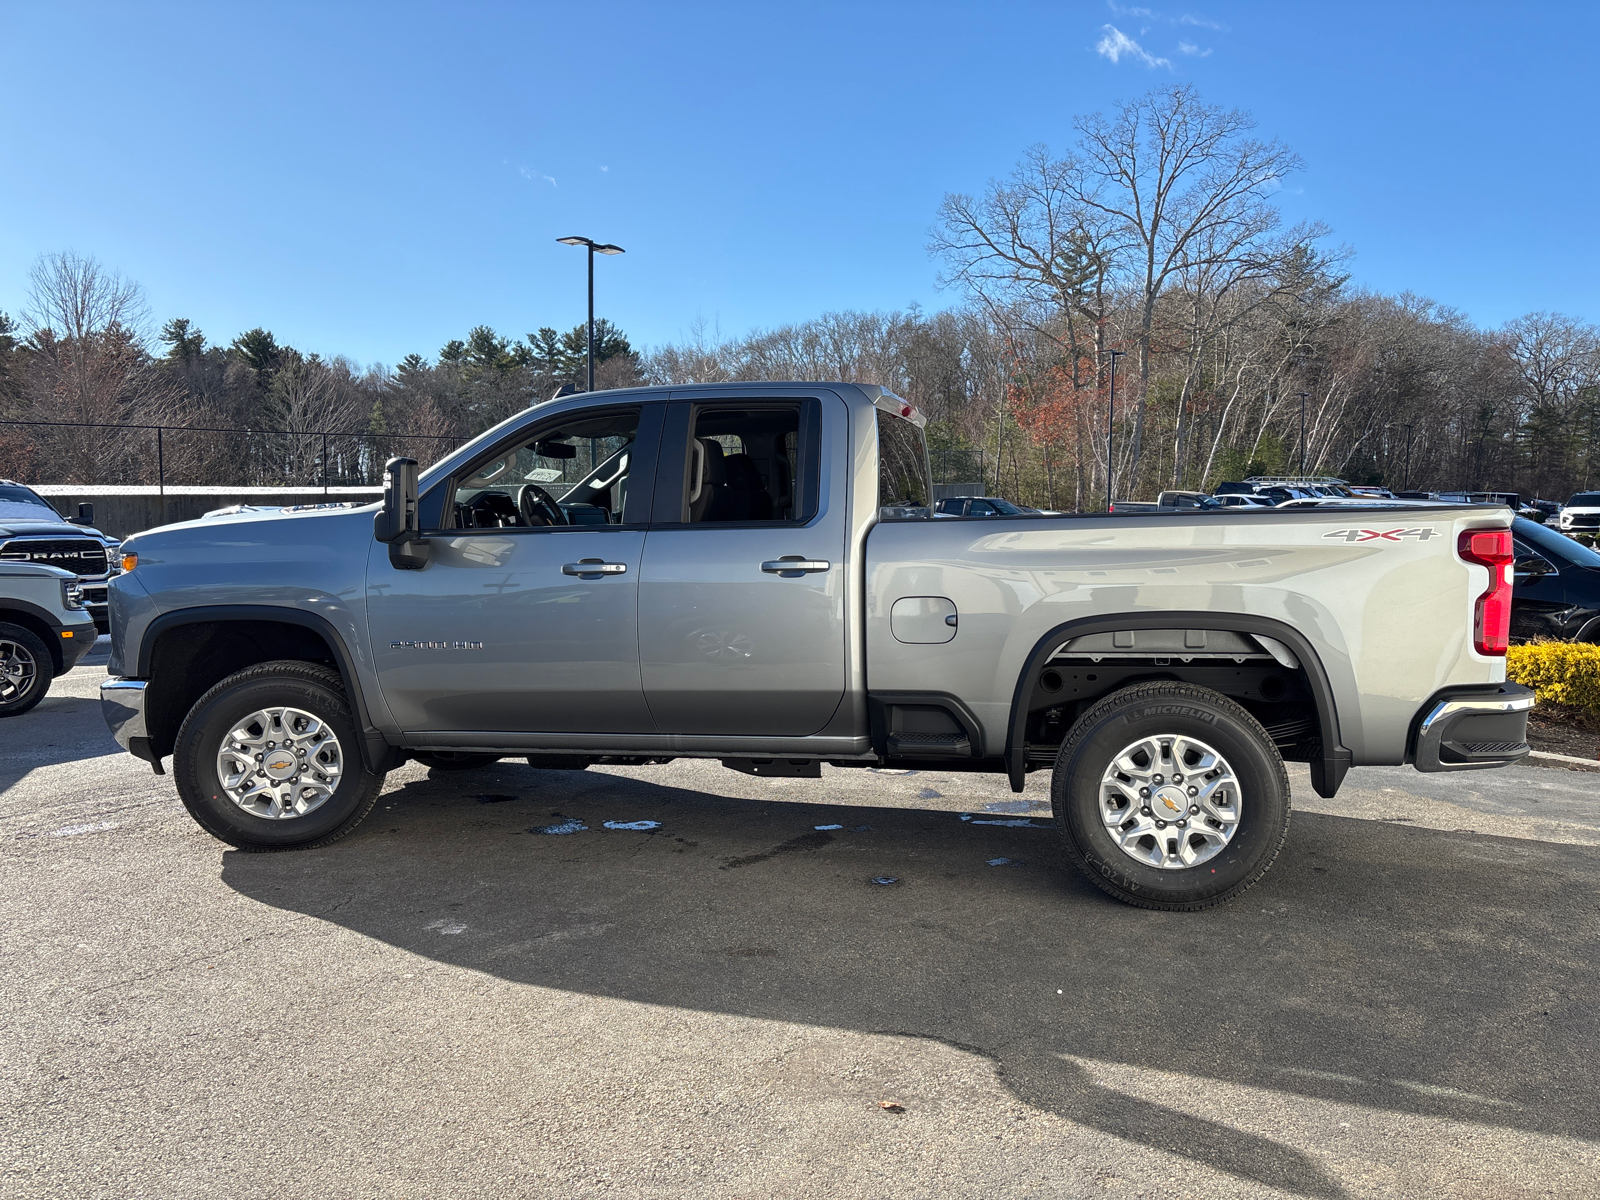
(172, 660, 385, 852)
(1051, 681, 1289, 911)
(0, 623, 51, 718)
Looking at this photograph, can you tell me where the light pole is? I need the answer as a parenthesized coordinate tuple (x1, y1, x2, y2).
(1298, 391, 1309, 475)
(556, 236, 625, 392)
(1107, 349, 1126, 511)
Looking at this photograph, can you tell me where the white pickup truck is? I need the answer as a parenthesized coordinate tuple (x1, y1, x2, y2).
(1, 560, 97, 716)
(101, 382, 1533, 910)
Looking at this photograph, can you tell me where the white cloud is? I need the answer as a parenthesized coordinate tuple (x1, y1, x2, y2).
(519, 165, 557, 187)
(1097, 25, 1172, 68)
(1177, 40, 1212, 56)
(600, 165, 609, 172)
(1108, 1, 1227, 32)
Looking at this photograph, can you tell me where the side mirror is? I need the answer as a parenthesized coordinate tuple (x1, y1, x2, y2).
(374, 457, 430, 570)
(69, 502, 95, 526)
(1514, 554, 1555, 578)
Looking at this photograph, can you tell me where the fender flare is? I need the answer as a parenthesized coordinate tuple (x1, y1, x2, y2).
(136, 604, 397, 773)
(1003, 611, 1351, 798)
(0, 598, 75, 674)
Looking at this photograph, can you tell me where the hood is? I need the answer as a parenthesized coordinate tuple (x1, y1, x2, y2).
(0, 518, 115, 542)
(122, 499, 379, 550)
(0, 559, 76, 581)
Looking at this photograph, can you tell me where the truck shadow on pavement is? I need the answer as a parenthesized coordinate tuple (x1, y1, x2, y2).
(220, 766, 1600, 1200)
(0, 694, 121, 798)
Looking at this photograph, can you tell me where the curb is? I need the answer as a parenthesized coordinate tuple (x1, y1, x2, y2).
(1527, 749, 1600, 770)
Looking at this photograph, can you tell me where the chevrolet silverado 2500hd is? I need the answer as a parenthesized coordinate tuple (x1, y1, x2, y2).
(99, 383, 1533, 909)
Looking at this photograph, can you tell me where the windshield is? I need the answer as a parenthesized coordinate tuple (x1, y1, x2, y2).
(1567, 493, 1600, 507)
(1516, 517, 1600, 568)
(0, 485, 59, 522)
(989, 498, 1023, 515)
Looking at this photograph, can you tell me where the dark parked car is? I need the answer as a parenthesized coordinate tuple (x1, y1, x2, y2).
(934, 496, 1031, 517)
(1510, 517, 1600, 642)
(0, 481, 121, 634)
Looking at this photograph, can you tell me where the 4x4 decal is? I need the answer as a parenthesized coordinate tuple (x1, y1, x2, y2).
(1322, 527, 1439, 543)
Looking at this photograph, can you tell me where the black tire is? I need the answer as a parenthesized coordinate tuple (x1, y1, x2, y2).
(1051, 681, 1290, 911)
(525, 755, 592, 771)
(413, 751, 502, 771)
(173, 660, 385, 852)
(0, 622, 51, 718)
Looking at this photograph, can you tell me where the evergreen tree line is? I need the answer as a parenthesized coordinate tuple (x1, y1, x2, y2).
(0, 254, 643, 487)
(2, 86, 1596, 504)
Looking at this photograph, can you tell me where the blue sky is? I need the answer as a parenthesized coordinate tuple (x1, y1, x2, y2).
(1, 1, 1595, 367)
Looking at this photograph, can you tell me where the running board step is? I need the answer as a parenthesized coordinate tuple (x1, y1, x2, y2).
(886, 732, 971, 757)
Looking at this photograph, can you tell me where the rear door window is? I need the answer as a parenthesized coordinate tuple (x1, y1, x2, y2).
(664, 403, 813, 525)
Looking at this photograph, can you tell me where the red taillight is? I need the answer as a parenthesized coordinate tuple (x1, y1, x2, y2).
(1457, 528, 1513, 656)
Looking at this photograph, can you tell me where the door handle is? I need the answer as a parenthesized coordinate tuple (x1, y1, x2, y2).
(761, 557, 831, 575)
(562, 559, 628, 577)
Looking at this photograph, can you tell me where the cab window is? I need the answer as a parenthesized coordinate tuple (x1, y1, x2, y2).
(451, 410, 641, 529)
(876, 408, 931, 516)
(684, 406, 806, 524)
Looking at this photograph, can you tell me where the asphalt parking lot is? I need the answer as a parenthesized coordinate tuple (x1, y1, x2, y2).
(3, 645, 1599, 1199)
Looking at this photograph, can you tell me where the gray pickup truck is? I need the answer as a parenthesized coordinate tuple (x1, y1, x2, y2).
(100, 382, 1532, 910)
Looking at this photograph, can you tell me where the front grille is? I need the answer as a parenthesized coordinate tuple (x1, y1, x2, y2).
(1565, 514, 1600, 527)
(0, 538, 109, 576)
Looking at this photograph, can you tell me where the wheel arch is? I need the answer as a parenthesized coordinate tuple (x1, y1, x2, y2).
(1004, 611, 1350, 799)
(0, 603, 66, 675)
(136, 605, 395, 773)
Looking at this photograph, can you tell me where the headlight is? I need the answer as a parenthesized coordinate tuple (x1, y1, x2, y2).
(62, 579, 85, 610)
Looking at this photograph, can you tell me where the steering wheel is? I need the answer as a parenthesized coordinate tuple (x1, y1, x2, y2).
(515, 484, 568, 527)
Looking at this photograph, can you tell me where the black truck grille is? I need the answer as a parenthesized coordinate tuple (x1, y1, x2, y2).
(0, 538, 109, 575)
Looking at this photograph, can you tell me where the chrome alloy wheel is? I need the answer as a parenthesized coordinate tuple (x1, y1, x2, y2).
(1098, 733, 1242, 869)
(0, 638, 38, 702)
(215, 706, 344, 820)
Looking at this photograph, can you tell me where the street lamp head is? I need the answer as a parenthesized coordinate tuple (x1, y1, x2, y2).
(594, 243, 625, 255)
(556, 236, 592, 247)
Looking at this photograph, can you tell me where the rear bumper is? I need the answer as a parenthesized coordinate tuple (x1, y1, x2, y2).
(1412, 683, 1535, 772)
(100, 677, 163, 772)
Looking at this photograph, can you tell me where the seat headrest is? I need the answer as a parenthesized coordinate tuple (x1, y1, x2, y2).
(697, 438, 727, 485)
(723, 453, 762, 489)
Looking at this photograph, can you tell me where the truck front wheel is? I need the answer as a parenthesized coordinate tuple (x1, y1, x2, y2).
(1051, 681, 1290, 910)
(172, 661, 385, 851)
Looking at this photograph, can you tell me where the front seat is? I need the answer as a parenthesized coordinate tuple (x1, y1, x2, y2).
(721, 453, 773, 521)
(688, 438, 728, 522)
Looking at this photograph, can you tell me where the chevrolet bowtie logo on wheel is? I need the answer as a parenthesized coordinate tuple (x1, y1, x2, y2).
(1322, 527, 1440, 543)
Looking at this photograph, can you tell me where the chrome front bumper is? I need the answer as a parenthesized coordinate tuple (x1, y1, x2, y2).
(100, 678, 163, 773)
(1413, 684, 1536, 772)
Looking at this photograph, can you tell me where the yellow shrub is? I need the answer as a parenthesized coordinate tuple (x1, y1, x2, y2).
(1506, 642, 1600, 716)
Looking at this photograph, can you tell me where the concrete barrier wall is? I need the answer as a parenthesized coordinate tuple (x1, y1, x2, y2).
(30, 486, 382, 540)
